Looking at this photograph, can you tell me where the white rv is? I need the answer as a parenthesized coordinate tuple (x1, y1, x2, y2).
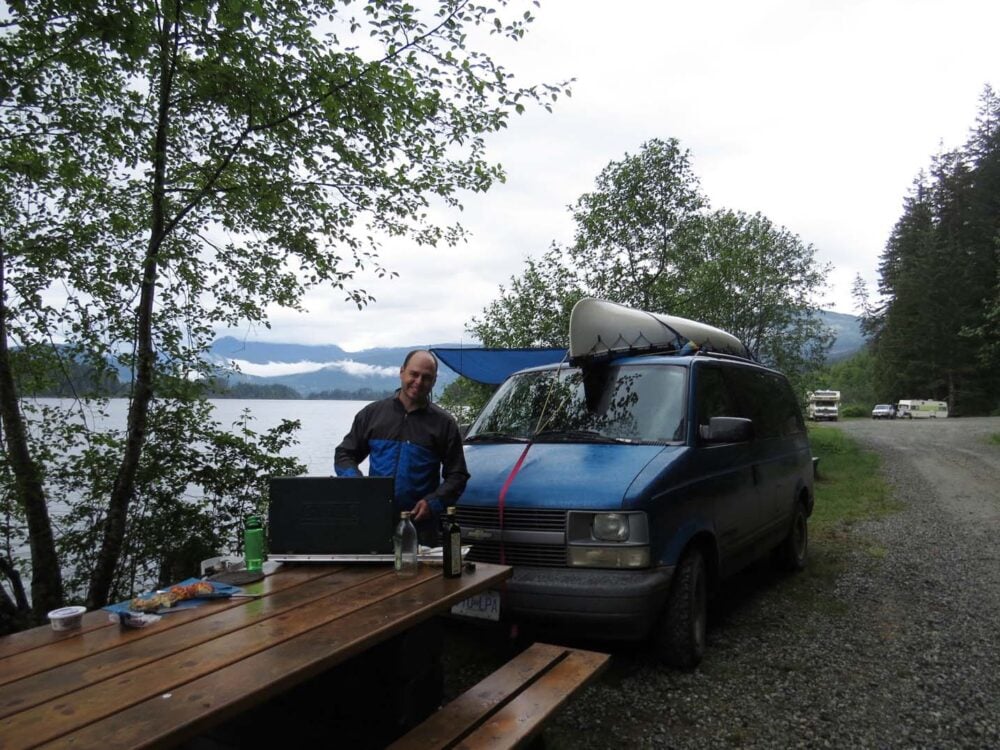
(897, 400, 948, 419)
(806, 390, 840, 421)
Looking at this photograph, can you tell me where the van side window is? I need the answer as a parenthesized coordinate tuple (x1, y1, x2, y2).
(774, 375, 807, 435)
(695, 365, 738, 440)
(726, 366, 804, 438)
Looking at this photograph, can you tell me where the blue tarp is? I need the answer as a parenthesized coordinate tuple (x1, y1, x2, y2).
(431, 347, 568, 385)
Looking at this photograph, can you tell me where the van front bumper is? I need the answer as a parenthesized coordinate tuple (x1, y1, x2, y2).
(499, 565, 675, 641)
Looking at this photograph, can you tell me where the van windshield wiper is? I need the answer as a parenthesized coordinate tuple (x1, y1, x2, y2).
(464, 431, 530, 443)
(531, 429, 629, 444)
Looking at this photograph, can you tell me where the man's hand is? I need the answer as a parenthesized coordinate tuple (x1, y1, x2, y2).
(411, 498, 431, 522)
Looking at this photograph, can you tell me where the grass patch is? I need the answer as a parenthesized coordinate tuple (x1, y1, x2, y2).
(768, 426, 903, 618)
(989, 433, 1000, 446)
(808, 425, 903, 528)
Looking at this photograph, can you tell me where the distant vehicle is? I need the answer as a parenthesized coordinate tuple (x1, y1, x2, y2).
(897, 399, 948, 419)
(806, 390, 841, 421)
(871, 404, 896, 419)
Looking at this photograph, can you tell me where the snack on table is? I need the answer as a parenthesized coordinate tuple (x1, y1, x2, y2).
(130, 581, 216, 612)
(168, 581, 215, 601)
(130, 593, 173, 612)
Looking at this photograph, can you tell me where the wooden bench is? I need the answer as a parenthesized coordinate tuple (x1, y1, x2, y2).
(388, 641, 611, 750)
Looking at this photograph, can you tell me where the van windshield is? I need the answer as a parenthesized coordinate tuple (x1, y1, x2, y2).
(467, 364, 686, 444)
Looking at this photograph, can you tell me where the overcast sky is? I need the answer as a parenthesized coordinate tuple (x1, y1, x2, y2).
(236, 0, 1000, 351)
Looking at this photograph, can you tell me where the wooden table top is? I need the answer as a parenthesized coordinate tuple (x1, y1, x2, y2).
(0, 561, 510, 750)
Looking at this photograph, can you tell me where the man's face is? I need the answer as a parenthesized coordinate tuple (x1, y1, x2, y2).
(399, 353, 437, 407)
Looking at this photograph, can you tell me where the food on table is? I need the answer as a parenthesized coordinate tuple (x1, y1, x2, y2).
(169, 581, 215, 601)
(130, 581, 217, 611)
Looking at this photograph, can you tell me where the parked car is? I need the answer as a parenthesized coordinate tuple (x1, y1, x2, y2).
(454, 299, 815, 669)
(871, 403, 897, 419)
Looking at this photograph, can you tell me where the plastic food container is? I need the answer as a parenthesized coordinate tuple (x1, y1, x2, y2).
(47, 605, 87, 631)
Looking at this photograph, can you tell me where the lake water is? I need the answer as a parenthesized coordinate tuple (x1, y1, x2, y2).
(195, 398, 369, 475)
(35, 398, 371, 476)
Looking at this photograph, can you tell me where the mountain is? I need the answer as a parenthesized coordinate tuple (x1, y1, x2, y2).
(207, 337, 463, 397)
(820, 310, 865, 361)
(208, 310, 864, 396)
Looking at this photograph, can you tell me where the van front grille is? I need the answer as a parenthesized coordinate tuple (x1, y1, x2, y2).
(456, 506, 566, 532)
(457, 506, 568, 568)
(465, 541, 567, 567)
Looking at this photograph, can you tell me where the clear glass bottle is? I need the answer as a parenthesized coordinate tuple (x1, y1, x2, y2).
(442, 506, 462, 579)
(394, 511, 418, 577)
(244, 515, 265, 572)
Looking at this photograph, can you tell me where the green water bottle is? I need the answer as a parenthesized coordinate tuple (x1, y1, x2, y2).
(244, 515, 265, 572)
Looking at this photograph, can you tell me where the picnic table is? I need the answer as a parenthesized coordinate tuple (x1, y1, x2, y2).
(0, 561, 511, 749)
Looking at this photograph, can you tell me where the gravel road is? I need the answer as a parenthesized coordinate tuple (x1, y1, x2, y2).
(442, 416, 1000, 749)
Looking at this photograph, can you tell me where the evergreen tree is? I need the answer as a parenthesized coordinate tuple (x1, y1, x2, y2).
(873, 86, 1000, 414)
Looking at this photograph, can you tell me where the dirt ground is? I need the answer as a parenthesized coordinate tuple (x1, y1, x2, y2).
(833, 415, 1000, 524)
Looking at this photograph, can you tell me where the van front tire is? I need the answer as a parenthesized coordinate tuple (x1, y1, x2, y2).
(653, 547, 707, 669)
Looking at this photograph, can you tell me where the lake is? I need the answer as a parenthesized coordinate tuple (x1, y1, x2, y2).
(197, 398, 370, 475)
(35, 397, 371, 476)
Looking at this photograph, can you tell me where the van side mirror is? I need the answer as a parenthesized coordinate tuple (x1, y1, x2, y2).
(701, 416, 753, 443)
(460, 423, 471, 438)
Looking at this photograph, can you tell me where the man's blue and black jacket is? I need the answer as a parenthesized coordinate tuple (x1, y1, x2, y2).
(334, 394, 469, 521)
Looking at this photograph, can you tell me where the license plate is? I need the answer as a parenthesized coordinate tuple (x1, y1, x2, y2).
(451, 589, 501, 621)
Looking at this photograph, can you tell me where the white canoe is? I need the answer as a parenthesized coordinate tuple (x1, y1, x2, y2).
(568, 298, 749, 361)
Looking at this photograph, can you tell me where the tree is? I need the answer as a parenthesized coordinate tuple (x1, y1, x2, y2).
(568, 138, 707, 311)
(470, 140, 833, 390)
(0, 0, 566, 625)
(680, 209, 833, 377)
(467, 243, 582, 348)
(872, 86, 1000, 414)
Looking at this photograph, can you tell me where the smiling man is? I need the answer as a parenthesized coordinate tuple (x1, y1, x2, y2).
(334, 349, 469, 540)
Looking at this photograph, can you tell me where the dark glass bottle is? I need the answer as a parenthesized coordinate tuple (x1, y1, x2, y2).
(442, 506, 462, 579)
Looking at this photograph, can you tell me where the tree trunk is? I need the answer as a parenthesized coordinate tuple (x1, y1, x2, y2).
(86, 14, 175, 608)
(0, 240, 64, 621)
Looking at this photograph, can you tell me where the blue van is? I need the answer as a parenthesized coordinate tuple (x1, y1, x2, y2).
(454, 337, 814, 668)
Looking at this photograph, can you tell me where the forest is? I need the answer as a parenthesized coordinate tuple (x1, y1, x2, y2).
(829, 87, 999, 417)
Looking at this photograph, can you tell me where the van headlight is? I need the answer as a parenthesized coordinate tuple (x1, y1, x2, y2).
(592, 513, 629, 541)
(566, 511, 650, 568)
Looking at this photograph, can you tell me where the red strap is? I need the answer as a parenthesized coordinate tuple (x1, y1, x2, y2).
(497, 444, 531, 567)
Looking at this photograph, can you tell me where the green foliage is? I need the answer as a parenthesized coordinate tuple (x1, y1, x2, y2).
(6, 399, 305, 607)
(0, 0, 566, 626)
(469, 138, 834, 389)
(306, 388, 396, 401)
(807, 426, 902, 527)
(870, 86, 1000, 416)
(469, 244, 584, 348)
(438, 376, 497, 424)
(804, 348, 879, 415)
(839, 404, 868, 418)
(10, 346, 126, 398)
(202, 380, 302, 399)
(568, 138, 707, 311)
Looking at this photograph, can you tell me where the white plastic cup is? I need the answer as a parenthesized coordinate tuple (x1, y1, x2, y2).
(47, 605, 87, 631)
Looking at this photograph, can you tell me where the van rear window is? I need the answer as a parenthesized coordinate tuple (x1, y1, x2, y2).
(467, 365, 686, 444)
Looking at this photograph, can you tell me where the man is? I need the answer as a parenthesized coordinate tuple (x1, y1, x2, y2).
(334, 349, 469, 540)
